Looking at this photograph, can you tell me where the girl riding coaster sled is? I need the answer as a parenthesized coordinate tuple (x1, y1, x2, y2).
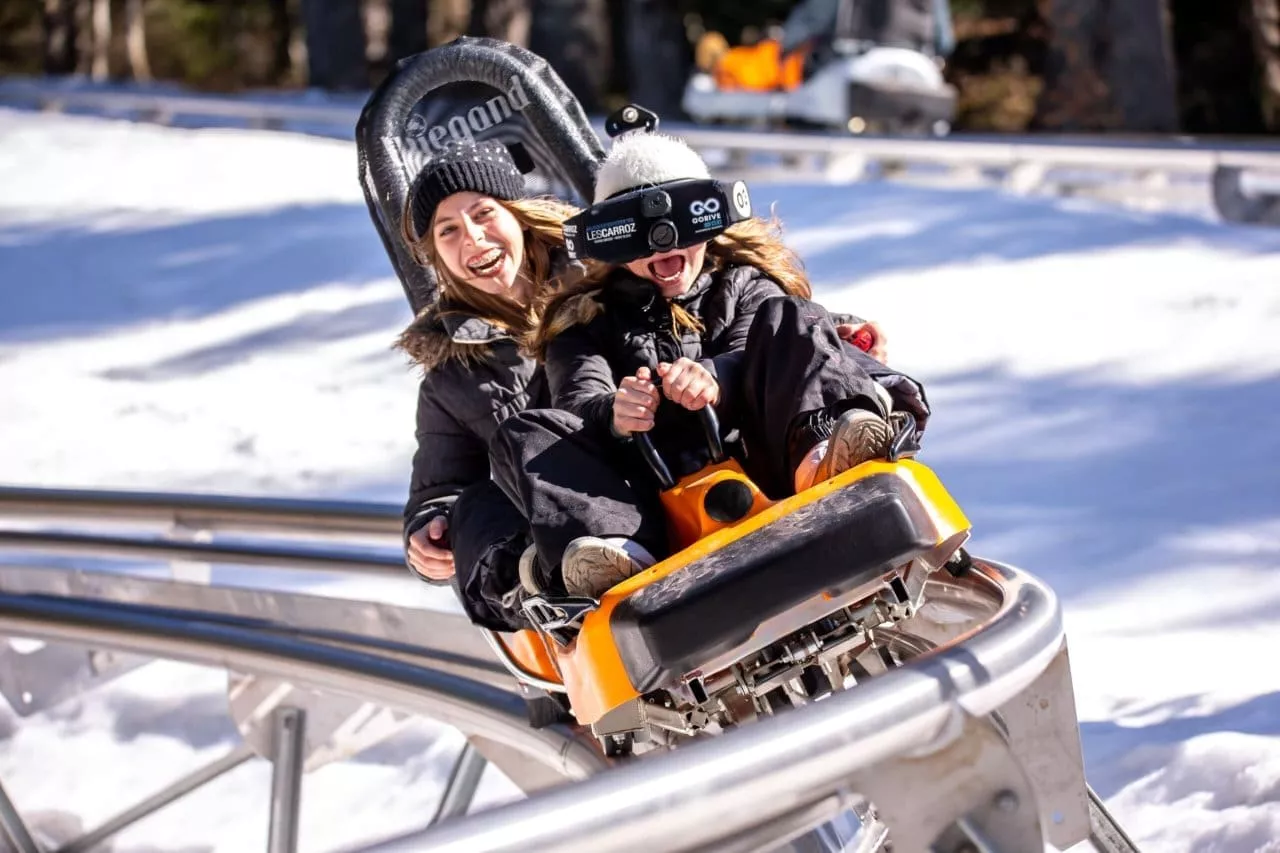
(490, 109, 927, 607)
(479, 113, 967, 734)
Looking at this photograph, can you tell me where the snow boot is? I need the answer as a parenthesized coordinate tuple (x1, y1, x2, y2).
(560, 536, 657, 600)
(794, 408, 895, 492)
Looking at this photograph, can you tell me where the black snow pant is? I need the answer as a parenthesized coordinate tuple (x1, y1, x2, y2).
(488, 296, 888, 589)
(489, 408, 670, 595)
(449, 478, 533, 632)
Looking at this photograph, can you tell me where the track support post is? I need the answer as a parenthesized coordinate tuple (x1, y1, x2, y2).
(268, 706, 306, 853)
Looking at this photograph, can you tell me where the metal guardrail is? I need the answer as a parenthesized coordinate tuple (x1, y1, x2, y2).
(0, 485, 1138, 852)
(0, 485, 402, 538)
(0, 528, 406, 576)
(0, 486, 583, 852)
(0, 490, 612, 853)
(0, 485, 407, 574)
(0, 79, 366, 130)
(0, 527, 404, 573)
(1, 76, 1277, 167)
(3, 76, 1278, 224)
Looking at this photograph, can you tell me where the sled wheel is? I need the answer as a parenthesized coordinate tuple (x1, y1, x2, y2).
(524, 695, 573, 729)
(602, 733, 634, 758)
(844, 628, 935, 686)
(944, 546, 973, 578)
(874, 628, 936, 662)
(763, 688, 794, 716)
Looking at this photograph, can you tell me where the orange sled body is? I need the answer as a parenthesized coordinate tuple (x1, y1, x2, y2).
(492, 456, 969, 727)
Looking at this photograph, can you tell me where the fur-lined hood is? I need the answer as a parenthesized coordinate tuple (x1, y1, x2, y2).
(536, 287, 604, 347)
(395, 300, 514, 373)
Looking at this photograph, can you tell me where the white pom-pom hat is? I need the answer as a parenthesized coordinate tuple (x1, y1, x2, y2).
(593, 132, 712, 204)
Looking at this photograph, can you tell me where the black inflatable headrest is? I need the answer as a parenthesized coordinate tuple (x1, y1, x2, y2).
(356, 36, 606, 314)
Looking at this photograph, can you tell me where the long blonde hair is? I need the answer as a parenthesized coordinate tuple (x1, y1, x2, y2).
(399, 194, 586, 340)
(531, 212, 810, 358)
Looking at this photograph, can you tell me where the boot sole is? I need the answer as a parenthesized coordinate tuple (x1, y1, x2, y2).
(561, 539, 642, 599)
(817, 410, 894, 482)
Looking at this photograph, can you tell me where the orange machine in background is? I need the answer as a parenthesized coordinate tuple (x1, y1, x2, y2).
(696, 32, 808, 92)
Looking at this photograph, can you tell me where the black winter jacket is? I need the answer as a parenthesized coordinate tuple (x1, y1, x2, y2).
(398, 302, 548, 542)
(542, 263, 788, 478)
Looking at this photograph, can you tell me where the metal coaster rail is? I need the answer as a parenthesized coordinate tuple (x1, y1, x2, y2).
(0, 484, 1141, 852)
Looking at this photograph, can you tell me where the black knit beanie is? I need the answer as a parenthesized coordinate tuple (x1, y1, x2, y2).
(407, 139, 529, 240)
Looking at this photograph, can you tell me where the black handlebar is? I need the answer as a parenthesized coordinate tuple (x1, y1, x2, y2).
(635, 432, 676, 490)
(633, 405, 725, 490)
(699, 405, 726, 464)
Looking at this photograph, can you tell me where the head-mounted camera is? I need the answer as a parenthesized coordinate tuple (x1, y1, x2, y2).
(562, 178, 755, 266)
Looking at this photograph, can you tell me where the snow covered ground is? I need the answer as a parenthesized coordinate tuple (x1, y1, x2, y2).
(1, 103, 1279, 852)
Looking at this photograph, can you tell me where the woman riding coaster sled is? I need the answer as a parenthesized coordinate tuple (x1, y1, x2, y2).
(489, 111, 930, 609)
(395, 137, 581, 633)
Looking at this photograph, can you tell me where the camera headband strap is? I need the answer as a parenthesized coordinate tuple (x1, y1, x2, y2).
(563, 177, 754, 265)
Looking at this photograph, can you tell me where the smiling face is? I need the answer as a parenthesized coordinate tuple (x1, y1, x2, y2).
(431, 191, 527, 301)
(624, 242, 707, 298)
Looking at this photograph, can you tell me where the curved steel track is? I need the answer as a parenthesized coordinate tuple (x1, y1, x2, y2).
(0, 486, 1138, 852)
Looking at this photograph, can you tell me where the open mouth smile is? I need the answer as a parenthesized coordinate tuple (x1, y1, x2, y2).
(648, 255, 686, 284)
(466, 247, 504, 276)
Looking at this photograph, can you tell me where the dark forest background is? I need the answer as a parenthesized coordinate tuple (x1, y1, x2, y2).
(2, 0, 1277, 135)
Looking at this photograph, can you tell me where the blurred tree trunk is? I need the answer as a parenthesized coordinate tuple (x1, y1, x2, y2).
(74, 0, 92, 75)
(1247, 0, 1280, 129)
(606, 0, 630, 101)
(301, 0, 369, 90)
(530, 0, 612, 112)
(429, 0, 469, 46)
(469, 0, 531, 46)
(1167, 0, 1265, 133)
(125, 0, 151, 82)
(364, 0, 391, 74)
(268, 0, 295, 83)
(389, 0, 429, 63)
(1106, 0, 1178, 130)
(621, 0, 689, 117)
(1035, 0, 1178, 131)
(1034, 0, 1113, 130)
(42, 0, 78, 74)
(90, 0, 109, 81)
